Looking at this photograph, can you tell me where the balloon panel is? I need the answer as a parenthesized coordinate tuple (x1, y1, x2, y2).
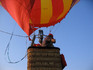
(0, 0, 79, 36)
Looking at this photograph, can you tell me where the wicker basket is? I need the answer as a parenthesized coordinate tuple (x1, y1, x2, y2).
(27, 47, 62, 70)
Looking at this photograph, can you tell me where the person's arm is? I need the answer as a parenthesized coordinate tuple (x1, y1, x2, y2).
(51, 39, 56, 43)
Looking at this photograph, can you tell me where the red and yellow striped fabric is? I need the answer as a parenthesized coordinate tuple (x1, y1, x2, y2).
(0, 0, 79, 36)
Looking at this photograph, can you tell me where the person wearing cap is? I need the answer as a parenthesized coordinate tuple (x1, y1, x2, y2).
(41, 33, 56, 47)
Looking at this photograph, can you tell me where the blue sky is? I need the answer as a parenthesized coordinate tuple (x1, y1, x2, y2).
(0, 0, 93, 70)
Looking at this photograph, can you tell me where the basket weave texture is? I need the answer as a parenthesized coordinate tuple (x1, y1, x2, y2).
(27, 47, 62, 70)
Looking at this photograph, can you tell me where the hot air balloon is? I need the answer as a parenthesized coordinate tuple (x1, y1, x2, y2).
(0, 0, 79, 36)
(0, 0, 80, 70)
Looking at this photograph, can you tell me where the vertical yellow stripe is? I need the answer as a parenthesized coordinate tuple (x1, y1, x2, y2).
(57, 0, 73, 20)
(29, 18, 32, 24)
(41, 0, 52, 24)
(0, 2, 2, 5)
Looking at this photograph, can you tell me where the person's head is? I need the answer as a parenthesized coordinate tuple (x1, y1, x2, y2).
(48, 33, 53, 38)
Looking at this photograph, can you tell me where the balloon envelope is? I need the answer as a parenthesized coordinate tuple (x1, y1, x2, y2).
(0, 0, 79, 36)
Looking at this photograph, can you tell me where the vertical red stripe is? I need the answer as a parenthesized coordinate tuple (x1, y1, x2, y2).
(49, 0, 64, 24)
(30, 0, 41, 26)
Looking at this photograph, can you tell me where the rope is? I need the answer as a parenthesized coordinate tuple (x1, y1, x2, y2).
(5, 33, 28, 64)
(5, 37, 28, 64)
(52, 22, 61, 35)
(49, 26, 55, 34)
(0, 29, 29, 37)
(7, 52, 27, 64)
(4, 23, 28, 64)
